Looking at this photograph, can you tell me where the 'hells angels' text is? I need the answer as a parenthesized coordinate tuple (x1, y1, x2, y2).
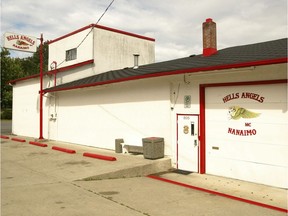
(223, 92, 264, 103)
(6, 34, 35, 46)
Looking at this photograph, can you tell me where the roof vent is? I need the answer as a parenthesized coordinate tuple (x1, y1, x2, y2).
(133, 54, 139, 69)
(203, 18, 217, 57)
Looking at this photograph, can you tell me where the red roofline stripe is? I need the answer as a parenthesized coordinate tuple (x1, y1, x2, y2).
(46, 59, 94, 75)
(9, 74, 40, 85)
(9, 59, 94, 85)
(48, 24, 94, 44)
(48, 24, 155, 44)
(95, 24, 155, 42)
(43, 57, 288, 93)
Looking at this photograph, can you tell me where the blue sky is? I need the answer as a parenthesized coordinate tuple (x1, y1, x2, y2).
(1, 0, 287, 62)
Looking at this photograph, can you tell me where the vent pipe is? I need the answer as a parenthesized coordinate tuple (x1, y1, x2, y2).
(133, 54, 139, 69)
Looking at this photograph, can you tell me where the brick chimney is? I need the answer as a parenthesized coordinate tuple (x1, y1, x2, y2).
(202, 18, 217, 57)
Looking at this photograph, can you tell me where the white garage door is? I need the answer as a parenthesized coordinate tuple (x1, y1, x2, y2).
(205, 83, 288, 188)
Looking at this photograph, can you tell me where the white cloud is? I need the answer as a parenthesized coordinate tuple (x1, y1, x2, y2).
(1, 0, 287, 61)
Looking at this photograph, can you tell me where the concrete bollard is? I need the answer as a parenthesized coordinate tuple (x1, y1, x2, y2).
(115, 138, 124, 153)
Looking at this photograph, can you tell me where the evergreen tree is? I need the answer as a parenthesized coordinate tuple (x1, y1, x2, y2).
(0, 42, 48, 110)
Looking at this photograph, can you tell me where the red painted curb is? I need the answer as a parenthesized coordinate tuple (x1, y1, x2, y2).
(147, 175, 288, 213)
(29, 141, 48, 147)
(83, 152, 117, 161)
(52, 146, 76, 154)
(11, 137, 26, 142)
(1, 135, 10, 139)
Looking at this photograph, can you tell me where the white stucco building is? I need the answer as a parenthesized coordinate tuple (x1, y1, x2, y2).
(10, 19, 288, 188)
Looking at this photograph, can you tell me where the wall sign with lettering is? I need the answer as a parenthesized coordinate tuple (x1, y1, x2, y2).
(223, 92, 264, 136)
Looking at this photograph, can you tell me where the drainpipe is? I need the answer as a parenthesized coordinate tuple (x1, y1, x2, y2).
(39, 33, 44, 139)
(50, 61, 57, 87)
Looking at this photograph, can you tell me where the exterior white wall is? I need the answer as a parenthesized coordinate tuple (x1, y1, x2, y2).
(11, 60, 287, 188)
(55, 64, 95, 85)
(169, 63, 287, 188)
(48, 26, 155, 85)
(93, 28, 155, 74)
(48, 28, 94, 69)
(48, 78, 172, 155)
(170, 63, 287, 116)
(12, 78, 49, 138)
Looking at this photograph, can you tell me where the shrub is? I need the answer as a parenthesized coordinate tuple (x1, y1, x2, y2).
(1, 108, 12, 119)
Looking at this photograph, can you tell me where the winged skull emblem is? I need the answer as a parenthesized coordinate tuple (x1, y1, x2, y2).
(228, 106, 260, 120)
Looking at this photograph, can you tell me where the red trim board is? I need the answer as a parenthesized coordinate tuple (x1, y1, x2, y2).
(8, 59, 94, 85)
(198, 79, 287, 175)
(44, 58, 287, 93)
(147, 175, 287, 213)
(49, 24, 155, 44)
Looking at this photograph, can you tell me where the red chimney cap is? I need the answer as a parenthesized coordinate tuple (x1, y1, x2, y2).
(206, 18, 213, 22)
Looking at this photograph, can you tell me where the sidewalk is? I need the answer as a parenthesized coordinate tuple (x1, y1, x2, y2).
(150, 171, 287, 211)
(1, 134, 287, 214)
(1, 134, 171, 181)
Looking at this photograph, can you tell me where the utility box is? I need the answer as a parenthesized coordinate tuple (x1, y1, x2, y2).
(115, 138, 124, 153)
(142, 137, 164, 159)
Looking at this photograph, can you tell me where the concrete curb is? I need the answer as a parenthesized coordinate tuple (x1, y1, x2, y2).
(83, 152, 117, 161)
(81, 158, 172, 181)
(52, 146, 76, 154)
(11, 137, 26, 142)
(29, 141, 48, 147)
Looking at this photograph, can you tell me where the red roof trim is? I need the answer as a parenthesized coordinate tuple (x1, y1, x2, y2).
(200, 79, 287, 88)
(46, 59, 94, 75)
(94, 24, 155, 42)
(9, 74, 40, 85)
(9, 59, 94, 85)
(49, 24, 155, 44)
(44, 57, 287, 93)
(49, 24, 93, 44)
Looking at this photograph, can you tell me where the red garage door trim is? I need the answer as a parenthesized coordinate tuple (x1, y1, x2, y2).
(199, 79, 287, 174)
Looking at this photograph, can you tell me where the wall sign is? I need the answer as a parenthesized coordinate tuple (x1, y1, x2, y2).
(4, 32, 37, 53)
(223, 92, 264, 136)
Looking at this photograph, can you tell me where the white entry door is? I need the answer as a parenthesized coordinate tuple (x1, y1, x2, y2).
(177, 114, 199, 172)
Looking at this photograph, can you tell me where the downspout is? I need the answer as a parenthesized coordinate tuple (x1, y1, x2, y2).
(39, 33, 44, 139)
(50, 61, 57, 87)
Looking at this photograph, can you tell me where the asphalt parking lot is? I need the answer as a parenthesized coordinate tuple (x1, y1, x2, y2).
(1, 133, 286, 216)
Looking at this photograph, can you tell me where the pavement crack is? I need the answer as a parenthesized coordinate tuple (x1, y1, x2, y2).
(70, 182, 151, 216)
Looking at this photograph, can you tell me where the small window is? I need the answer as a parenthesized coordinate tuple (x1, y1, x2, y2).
(66, 48, 77, 61)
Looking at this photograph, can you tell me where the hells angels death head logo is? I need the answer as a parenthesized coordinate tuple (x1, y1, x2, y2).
(223, 91, 264, 136)
(228, 106, 260, 120)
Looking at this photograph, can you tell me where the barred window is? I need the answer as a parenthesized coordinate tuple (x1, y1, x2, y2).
(66, 48, 77, 61)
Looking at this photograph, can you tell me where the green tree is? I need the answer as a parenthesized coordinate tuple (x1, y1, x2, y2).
(1, 42, 48, 110)
(21, 41, 49, 75)
(1, 48, 25, 109)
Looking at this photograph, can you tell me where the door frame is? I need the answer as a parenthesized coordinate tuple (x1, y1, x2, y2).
(176, 113, 200, 172)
